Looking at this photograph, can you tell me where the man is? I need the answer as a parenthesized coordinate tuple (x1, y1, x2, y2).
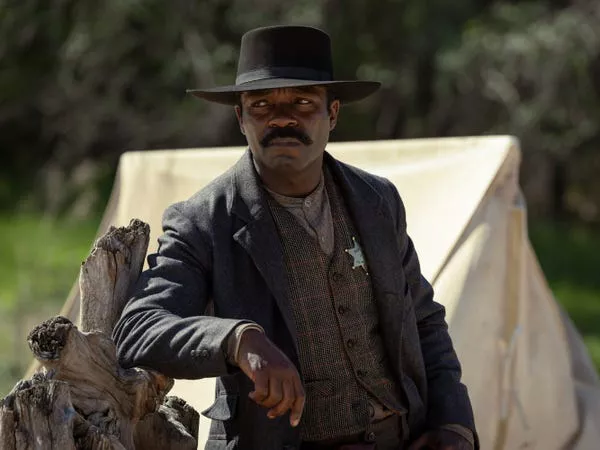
(113, 25, 477, 450)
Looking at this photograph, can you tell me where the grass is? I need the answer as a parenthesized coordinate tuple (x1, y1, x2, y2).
(0, 213, 99, 396)
(0, 215, 598, 397)
(528, 221, 600, 373)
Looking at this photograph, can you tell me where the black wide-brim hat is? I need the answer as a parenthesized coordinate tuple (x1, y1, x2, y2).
(187, 25, 381, 105)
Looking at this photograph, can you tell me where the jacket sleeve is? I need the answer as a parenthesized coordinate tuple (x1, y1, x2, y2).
(385, 180, 478, 443)
(112, 202, 248, 379)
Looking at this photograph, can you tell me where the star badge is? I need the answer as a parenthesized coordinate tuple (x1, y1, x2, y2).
(345, 237, 369, 274)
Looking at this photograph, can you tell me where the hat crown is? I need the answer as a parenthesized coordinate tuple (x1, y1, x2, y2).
(236, 26, 334, 85)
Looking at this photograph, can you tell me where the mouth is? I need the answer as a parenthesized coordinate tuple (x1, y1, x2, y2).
(267, 138, 303, 147)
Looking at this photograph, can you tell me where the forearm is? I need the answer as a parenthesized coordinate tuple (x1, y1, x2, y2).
(113, 304, 247, 379)
(112, 202, 247, 379)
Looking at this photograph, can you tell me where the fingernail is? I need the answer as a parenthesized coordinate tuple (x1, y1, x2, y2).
(291, 418, 299, 427)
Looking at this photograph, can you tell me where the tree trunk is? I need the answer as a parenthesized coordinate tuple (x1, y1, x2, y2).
(0, 219, 199, 450)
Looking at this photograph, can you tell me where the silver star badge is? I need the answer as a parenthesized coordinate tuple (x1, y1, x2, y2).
(345, 237, 369, 274)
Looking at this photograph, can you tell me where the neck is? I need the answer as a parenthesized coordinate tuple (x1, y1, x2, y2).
(255, 157, 323, 197)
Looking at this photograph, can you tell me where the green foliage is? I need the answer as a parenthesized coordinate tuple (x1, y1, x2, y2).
(434, 2, 600, 218)
(1, 0, 600, 222)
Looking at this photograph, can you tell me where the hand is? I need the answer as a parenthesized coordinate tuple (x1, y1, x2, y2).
(235, 329, 305, 427)
(407, 429, 472, 450)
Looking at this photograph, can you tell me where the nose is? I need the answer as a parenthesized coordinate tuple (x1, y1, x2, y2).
(267, 104, 298, 128)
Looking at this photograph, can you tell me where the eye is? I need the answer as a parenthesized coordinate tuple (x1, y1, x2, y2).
(296, 98, 312, 105)
(250, 99, 269, 108)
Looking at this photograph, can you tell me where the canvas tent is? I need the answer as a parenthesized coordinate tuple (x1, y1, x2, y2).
(57, 136, 600, 449)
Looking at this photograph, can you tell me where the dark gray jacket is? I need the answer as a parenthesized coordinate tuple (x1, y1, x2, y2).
(112, 150, 477, 450)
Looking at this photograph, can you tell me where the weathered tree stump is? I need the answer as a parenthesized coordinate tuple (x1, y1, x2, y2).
(1, 375, 78, 450)
(0, 219, 199, 450)
(79, 219, 150, 335)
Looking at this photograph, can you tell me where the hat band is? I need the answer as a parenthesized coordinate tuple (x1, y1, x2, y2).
(235, 66, 332, 85)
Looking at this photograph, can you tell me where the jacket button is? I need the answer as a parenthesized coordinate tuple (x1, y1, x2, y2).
(338, 305, 347, 315)
(346, 339, 355, 349)
(332, 272, 343, 282)
(357, 369, 366, 378)
(366, 431, 376, 442)
(192, 348, 210, 359)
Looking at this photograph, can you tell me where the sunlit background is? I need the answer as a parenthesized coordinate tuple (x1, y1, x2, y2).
(1, 0, 600, 396)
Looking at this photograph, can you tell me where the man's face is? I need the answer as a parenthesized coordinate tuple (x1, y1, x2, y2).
(235, 86, 340, 176)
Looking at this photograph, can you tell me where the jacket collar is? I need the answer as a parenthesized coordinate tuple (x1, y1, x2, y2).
(230, 149, 386, 223)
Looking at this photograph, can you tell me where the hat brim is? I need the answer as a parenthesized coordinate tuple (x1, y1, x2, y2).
(187, 79, 381, 105)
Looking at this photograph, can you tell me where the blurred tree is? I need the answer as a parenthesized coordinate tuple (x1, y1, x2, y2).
(433, 0, 600, 220)
(0, 0, 599, 223)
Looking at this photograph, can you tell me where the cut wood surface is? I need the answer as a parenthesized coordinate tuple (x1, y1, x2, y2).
(0, 219, 200, 449)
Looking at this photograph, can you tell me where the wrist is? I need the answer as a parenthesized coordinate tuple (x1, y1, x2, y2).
(231, 323, 265, 365)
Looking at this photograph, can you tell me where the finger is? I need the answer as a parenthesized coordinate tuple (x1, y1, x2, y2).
(248, 370, 269, 404)
(261, 376, 283, 408)
(289, 378, 305, 427)
(267, 379, 294, 419)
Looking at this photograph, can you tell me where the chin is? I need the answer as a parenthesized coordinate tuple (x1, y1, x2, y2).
(269, 157, 305, 173)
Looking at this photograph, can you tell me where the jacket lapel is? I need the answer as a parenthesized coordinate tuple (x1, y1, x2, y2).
(325, 153, 404, 297)
(325, 154, 407, 374)
(230, 150, 298, 349)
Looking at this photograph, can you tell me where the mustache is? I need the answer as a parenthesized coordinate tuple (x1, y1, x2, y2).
(259, 126, 313, 147)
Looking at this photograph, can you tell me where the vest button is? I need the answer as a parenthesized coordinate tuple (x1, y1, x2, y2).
(357, 369, 366, 377)
(346, 339, 356, 349)
(338, 305, 347, 315)
(332, 272, 343, 282)
(366, 431, 376, 442)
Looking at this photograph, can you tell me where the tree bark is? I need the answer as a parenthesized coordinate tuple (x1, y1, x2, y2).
(0, 376, 77, 450)
(134, 397, 199, 450)
(79, 219, 150, 335)
(0, 219, 199, 449)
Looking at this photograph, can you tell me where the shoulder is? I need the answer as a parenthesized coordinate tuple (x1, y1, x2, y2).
(163, 163, 236, 232)
(331, 156, 407, 229)
(340, 160, 396, 193)
(334, 157, 404, 205)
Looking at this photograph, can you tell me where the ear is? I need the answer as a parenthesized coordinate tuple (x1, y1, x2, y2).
(328, 99, 340, 131)
(235, 105, 246, 135)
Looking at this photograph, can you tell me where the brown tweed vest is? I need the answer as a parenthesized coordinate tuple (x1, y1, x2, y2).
(267, 170, 405, 442)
